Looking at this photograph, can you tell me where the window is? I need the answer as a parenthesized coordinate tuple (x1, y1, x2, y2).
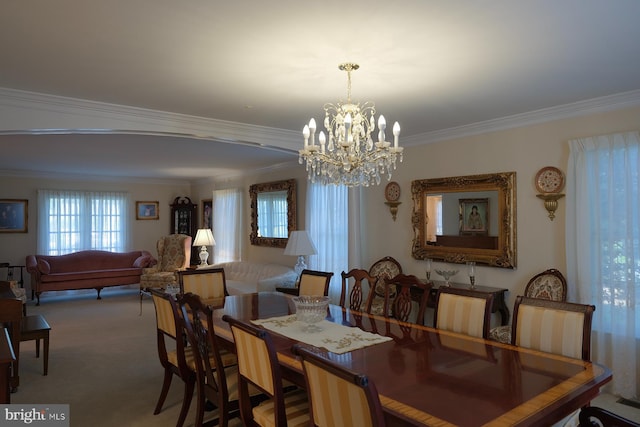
(212, 188, 243, 263)
(567, 131, 640, 399)
(306, 182, 348, 303)
(37, 190, 130, 255)
(256, 190, 288, 238)
(426, 194, 443, 241)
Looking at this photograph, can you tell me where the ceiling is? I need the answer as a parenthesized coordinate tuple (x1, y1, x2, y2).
(1, 1, 640, 181)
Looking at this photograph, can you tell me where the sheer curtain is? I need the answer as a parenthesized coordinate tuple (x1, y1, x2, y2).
(306, 182, 349, 304)
(37, 189, 130, 254)
(212, 188, 243, 263)
(566, 131, 640, 399)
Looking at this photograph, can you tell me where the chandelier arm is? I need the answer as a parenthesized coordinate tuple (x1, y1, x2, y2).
(301, 63, 401, 186)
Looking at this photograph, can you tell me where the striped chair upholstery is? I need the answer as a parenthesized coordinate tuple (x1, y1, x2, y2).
(489, 268, 567, 344)
(150, 289, 196, 427)
(434, 287, 495, 338)
(177, 292, 255, 427)
(340, 269, 376, 311)
(511, 296, 595, 361)
(293, 344, 386, 427)
(223, 315, 309, 427)
(178, 268, 228, 308)
(298, 269, 333, 296)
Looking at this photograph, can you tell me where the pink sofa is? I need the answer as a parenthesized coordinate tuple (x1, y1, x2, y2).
(26, 250, 157, 305)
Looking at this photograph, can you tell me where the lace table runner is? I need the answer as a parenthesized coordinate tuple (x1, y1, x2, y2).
(252, 314, 392, 354)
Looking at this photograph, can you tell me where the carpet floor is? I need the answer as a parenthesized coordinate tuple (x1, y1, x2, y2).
(11, 286, 240, 427)
(10, 286, 640, 426)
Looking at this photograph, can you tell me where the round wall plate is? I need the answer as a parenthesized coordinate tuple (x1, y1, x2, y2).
(385, 181, 401, 202)
(535, 166, 565, 193)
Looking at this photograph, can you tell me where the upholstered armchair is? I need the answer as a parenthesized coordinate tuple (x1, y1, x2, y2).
(140, 234, 192, 291)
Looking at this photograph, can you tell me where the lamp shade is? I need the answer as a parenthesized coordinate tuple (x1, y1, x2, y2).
(193, 228, 215, 247)
(283, 230, 317, 256)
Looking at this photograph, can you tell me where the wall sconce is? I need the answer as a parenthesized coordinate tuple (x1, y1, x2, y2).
(534, 166, 565, 221)
(536, 193, 565, 221)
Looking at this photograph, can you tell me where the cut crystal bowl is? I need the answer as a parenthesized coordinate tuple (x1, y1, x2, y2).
(293, 295, 329, 331)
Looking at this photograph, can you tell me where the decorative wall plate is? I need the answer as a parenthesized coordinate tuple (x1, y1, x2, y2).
(535, 166, 565, 193)
(385, 181, 401, 202)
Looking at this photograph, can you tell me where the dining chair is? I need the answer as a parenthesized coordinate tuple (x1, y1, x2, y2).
(340, 268, 376, 312)
(178, 267, 228, 308)
(0, 292, 52, 389)
(368, 256, 403, 316)
(177, 292, 254, 427)
(489, 268, 567, 343)
(512, 296, 597, 427)
(298, 269, 333, 296)
(511, 296, 595, 361)
(150, 288, 195, 427)
(292, 343, 386, 427)
(222, 315, 309, 427)
(383, 274, 431, 325)
(434, 287, 495, 339)
(579, 406, 640, 427)
(0, 298, 22, 390)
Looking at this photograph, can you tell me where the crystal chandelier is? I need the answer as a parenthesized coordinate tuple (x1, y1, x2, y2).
(299, 63, 403, 187)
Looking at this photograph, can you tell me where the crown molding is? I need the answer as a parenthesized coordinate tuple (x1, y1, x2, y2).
(0, 168, 192, 186)
(3, 86, 640, 151)
(0, 87, 300, 152)
(402, 89, 640, 146)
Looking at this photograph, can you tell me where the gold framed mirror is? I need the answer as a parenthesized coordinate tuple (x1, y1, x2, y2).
(411, 172, 517, 268)
(249, 179, 297, 248)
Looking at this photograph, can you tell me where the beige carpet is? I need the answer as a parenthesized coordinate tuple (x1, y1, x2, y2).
(12, 286, 240, 427)
(11, 286, 640, 426)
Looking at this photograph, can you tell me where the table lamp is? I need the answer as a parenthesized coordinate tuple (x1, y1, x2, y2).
(193, 228, 216, 267)
(283, 230, 317, 277)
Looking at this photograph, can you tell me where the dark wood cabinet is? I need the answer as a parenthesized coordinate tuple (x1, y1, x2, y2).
(170, 196, 198, 265)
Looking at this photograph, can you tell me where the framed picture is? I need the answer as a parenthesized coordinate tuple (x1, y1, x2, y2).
(202, 199, 212, 230)
(459, 198, 488, 235)
(136, 201, 159, 220)
(0, 199, 28, 233)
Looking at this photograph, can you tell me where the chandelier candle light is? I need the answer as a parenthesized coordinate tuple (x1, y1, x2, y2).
(193, 228, 216, 267)
(300, 63, 403, 187)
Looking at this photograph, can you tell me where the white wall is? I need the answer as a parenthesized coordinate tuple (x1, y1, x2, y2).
(361, 105, 640, 313)
(2, 103, 639, 315)
(0, 173, 191, 290)
(191, 164, 307, 268)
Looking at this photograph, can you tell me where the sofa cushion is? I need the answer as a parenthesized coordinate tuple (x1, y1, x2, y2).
(35, 250, 143, 273)
(133, 254, 154, 268)
(37, 258, 51, 274)
(40, 268, 142, 283)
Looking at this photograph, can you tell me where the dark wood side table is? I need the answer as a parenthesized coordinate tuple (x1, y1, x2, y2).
(21, 315, 51, 376)
(427, 281, 510, 326)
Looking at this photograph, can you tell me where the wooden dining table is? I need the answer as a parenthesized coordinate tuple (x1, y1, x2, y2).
(211, 292, 612, 427)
